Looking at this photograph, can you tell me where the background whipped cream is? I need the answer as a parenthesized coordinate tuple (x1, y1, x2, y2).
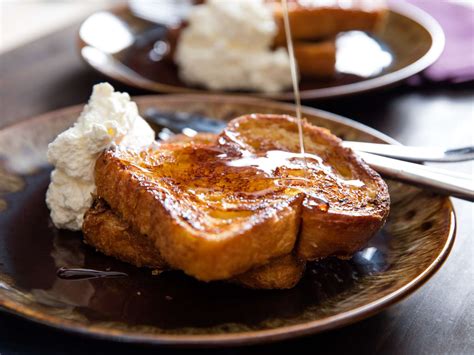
(46, 83, 155, 231)
(175, 0, 292, 93)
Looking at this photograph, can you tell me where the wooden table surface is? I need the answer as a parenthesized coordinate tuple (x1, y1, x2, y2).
(0, 24, 473, 355)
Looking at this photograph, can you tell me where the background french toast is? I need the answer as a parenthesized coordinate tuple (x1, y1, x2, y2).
(93, 114, 389, 284)
(268, 0, 387, 78)
(270, 0, 388, 45)
(293, 39, 336, 78)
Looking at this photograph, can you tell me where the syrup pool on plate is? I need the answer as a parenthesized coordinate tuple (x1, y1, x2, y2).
(56, 267, 128, 281)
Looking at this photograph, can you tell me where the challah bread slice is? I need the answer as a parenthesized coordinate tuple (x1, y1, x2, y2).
(220, 114, 390, 261)
(94, 135, 301, 281)
(83, 198, 306, 289)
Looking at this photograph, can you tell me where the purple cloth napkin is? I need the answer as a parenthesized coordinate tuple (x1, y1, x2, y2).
(398, 0, 474, 84)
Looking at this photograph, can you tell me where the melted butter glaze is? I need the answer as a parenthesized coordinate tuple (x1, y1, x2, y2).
(123, 140, 367, 221)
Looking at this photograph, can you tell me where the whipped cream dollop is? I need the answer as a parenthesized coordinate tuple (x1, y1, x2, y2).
(46, 83, 155, 231)
(175, 0, 292, 92)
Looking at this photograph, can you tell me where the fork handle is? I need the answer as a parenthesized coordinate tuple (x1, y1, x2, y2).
(360, 152, 474, 202)
(344, 141, 474, 163)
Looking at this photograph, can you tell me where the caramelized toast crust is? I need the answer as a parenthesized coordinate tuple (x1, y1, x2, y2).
(94, 114, 389, 281)
(83, 198, 306, 289)
(232, 254, 306, 289)
(83, 198, 168, 270)
(220, 115, 390, 260)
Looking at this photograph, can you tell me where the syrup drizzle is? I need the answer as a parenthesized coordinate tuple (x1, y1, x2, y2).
(56, 267, 128, 281)
(281, 0, 306, 161)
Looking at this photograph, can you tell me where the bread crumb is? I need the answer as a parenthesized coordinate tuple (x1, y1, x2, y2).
(165, 295, 173, 301)
(137, 291, 141, 296)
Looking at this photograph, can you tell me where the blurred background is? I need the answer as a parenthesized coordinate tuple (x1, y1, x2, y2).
(1, 0, 471, 54)
(0, 0, 115, 53)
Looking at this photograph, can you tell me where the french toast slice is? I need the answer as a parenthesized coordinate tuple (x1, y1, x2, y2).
(221, 115, 390, 261)
(83, 198, 306, 289)
(94, 114, 389, 282)
(84, 133, 306, 289)
(270, 0, 387, 45)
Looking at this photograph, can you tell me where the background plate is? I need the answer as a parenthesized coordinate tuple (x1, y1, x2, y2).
(78, 2, 444, 100)
(0, 96, 454, 346)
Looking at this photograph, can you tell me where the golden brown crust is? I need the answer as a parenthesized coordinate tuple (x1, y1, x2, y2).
(233, 254, 306, 289)
(83, 198, 306, 289)
(94, 114, 390, 282)
(83, 199, 168, 269)
(221, 114, 389, 210)
(95, 153, 302, 281)
(222, 114, 390, 260)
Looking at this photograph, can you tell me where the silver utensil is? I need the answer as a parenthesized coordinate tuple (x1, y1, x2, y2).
(359, 152, 473, 201)
(343, 141, 474, 163)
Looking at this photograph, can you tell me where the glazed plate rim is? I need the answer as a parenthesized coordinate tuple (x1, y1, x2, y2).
(0, 95, 456, 347)
(77, 1, 445, 100)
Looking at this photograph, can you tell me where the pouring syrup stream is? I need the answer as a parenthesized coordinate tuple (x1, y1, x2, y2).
(281, 0, 306, 161)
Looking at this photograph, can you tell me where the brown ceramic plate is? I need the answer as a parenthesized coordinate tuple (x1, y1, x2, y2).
(78, 2, 444, 100)
(0, 95, 455, 346)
